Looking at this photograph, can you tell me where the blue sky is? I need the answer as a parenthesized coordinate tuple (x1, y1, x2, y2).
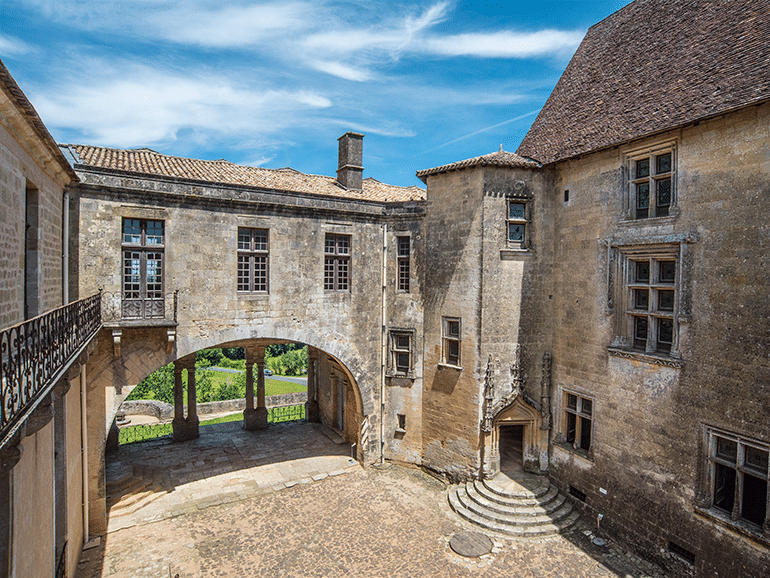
(0, 1, 631, 187)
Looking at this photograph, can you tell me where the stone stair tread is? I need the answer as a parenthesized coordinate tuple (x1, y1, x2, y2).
(456, 488, 573, 526)
(465, 484, 565, 516)
(482, 476, 550, 499)
(472, 480, 559, 507)
(110, 486, 168, 516)
(106, 477, 149, 500)
(107, 482, 159, 510)
(448, 481, 579, 539)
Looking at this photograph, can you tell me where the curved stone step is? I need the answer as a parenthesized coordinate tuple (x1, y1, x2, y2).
(107, 478, 152, 505)
(449, 489, 580, 537)
(472, 479, 560, 509)
(481, 474, 550, 499)
(456, 487, 574, 527)
(110, 484, 168, 516)
(465, 482, 566, 517)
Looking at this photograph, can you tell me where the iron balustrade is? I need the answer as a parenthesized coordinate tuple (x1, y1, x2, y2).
(101, 290, 178, 323)
(0, 293, 101, 448)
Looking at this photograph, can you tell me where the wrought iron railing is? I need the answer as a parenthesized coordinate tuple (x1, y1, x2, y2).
(269, 404, 306, 423)
(0, 293, 101, 448)
(101, 290, 178, 323)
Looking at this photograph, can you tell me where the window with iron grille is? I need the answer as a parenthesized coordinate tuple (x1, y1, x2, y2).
(628, 147, 675, 219)
(397, 236, 410, 292)
(237, 228, 269, 292)
(564, 392, 593, 452)
(442, 317, 461, 367)
(121, 218, 164, 319)
(324, 233, 350, 291)
(706, 428, 769, 531)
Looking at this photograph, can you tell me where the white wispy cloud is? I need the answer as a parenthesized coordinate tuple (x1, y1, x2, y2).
(0, 33, 34, 56)
(421, 30, 584, 57)
(34, 63, 332, 147)
(149, 2, 315, 47)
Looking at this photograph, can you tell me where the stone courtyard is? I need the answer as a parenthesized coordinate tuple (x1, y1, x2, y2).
(77, 421, 667, 578)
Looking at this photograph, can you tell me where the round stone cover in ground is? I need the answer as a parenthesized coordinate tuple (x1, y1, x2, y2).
(449, 532, 493, 557)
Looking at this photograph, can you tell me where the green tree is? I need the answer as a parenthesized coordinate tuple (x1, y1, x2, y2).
(197, 348, 223, 366)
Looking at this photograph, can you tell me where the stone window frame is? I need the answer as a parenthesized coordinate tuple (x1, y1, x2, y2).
(696, 426, 770, 541)
(121, 218, 165, 317)
(505, 192, 532, 251)
(440, 317, 462, 369)
(237, 227, 269, 293)
(606, 236, 696, 368)
(387, 328, 415, 378)
(622, 141, 678, 222)
(397, 236, 410, 292)
(324, 233, 350, 292)
(561, 390, 594, 458)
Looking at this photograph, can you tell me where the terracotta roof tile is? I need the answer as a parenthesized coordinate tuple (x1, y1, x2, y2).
(517, 0, 770, 165)
(416, 149, 541, 182)
(64, 144, 425, 203)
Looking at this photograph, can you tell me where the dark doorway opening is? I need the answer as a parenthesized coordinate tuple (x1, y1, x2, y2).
(499, 424, 524, 475)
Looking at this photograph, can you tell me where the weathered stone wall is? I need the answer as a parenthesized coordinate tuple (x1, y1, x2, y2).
(64, 374, 85, 578)
(548, 102, 770, 577)
(420, 168, 485, 480)
(419, 164, 556, 480)
(74, 177, 388, 419)
(13, 423, 55, 578)
(0, 119, 65, 325)
(383, 217, 425, 465)
(479, 167, 554, 405)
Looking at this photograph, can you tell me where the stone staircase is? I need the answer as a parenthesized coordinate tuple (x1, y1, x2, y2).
(106, 461, 172, 518)
(448, 472, 579, 539)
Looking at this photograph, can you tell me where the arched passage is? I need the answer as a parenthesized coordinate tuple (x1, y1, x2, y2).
(85, 326, 375, 535)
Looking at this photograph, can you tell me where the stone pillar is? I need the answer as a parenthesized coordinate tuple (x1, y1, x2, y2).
(186, 359, 199, 437)
(306, 347, 320, 422)
(173, 357, 198, 441)
(244, 346, 268, 430)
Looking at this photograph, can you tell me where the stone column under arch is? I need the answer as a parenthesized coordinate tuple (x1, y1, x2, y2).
(172, 355, 199, 441)
(243, 346, 268, 430)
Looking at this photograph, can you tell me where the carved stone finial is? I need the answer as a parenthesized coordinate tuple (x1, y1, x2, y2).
(510, 344, 524, 396)
(481, 355, 495, 433)
(540, 353, 552, 431)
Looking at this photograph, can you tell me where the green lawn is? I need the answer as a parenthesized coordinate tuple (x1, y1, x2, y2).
(118, 404, 305, 445)
(205, 369, 306, 396)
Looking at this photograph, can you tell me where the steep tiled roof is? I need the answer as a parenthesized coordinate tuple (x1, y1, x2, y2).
(416, 149, 541, 182)
(517, 0, 770, 165)
(63, 144, 425, 203)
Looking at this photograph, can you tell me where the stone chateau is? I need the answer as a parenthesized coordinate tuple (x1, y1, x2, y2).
(1, 0, 769, 576)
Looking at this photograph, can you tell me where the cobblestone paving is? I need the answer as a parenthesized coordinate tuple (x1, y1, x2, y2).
(105, 420, 356, 532)
(80, 423, 667, 578)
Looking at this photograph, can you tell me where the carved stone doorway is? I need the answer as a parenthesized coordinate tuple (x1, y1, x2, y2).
(484, 396, 547, 476)
(499, 424, 524, 475)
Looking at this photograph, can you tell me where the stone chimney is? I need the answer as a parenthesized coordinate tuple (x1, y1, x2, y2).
(336, 132, 364, 190)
